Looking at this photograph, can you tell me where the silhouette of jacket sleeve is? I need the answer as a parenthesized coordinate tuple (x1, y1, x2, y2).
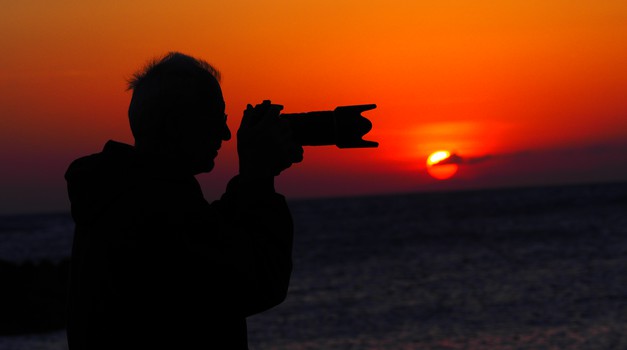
(184, 174, 294, 317)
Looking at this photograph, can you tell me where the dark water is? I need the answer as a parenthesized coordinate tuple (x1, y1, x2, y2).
(1, 182, 627, 349)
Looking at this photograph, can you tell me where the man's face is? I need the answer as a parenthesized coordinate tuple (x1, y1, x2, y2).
(178, 81, 231, 174)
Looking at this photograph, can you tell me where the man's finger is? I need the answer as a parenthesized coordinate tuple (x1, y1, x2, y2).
(239, 104, 257, 130)
(291, 146, 304, 163)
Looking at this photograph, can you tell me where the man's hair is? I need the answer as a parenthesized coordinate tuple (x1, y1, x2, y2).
(127, 52, 222, 150)
(127, 52, 220, 91)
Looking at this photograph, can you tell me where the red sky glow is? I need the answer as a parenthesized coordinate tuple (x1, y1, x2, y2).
(1, 0, 626, 214)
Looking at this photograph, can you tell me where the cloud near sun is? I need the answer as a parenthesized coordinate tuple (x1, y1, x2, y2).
(431, 153, 493, 166)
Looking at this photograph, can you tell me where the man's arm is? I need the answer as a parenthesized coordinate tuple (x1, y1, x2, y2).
(225, 100, 303, 315)
(187, 101, 303, 316)
(212, 174, 294, 316)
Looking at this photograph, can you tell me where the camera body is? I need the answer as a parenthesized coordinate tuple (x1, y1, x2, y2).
(253, 100, 378, 148)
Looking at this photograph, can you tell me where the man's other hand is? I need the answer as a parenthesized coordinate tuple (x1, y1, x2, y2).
(237, 100, 304, 178)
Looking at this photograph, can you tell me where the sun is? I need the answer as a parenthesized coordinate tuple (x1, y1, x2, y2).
(426, 150, 458, 180)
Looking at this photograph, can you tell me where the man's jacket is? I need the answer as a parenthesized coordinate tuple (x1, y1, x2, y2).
(65, 140, 293, 349)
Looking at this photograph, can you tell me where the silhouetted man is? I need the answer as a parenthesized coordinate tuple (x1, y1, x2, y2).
(65, 52, 303, 349)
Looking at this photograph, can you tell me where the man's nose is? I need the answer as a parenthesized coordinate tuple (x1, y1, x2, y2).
(222, 124, 231, 141)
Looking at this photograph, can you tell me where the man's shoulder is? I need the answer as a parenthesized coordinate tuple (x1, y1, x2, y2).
(66, 141, 135, 174)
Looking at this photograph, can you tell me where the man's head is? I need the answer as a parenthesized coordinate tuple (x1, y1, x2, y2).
(127, 52, 231, 174)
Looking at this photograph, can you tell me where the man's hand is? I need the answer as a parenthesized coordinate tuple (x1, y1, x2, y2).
(237, 100, 304, 178)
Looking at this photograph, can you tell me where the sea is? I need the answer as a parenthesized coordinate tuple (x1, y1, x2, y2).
(1, 181, 626, 350)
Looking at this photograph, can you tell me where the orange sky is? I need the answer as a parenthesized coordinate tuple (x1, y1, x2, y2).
(1, 0, 627, 214)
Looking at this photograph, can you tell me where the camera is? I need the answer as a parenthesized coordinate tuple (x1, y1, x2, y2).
(253, 100, 378, 148)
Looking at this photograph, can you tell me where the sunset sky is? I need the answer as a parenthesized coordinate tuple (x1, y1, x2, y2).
(1, 0, 626, 214)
